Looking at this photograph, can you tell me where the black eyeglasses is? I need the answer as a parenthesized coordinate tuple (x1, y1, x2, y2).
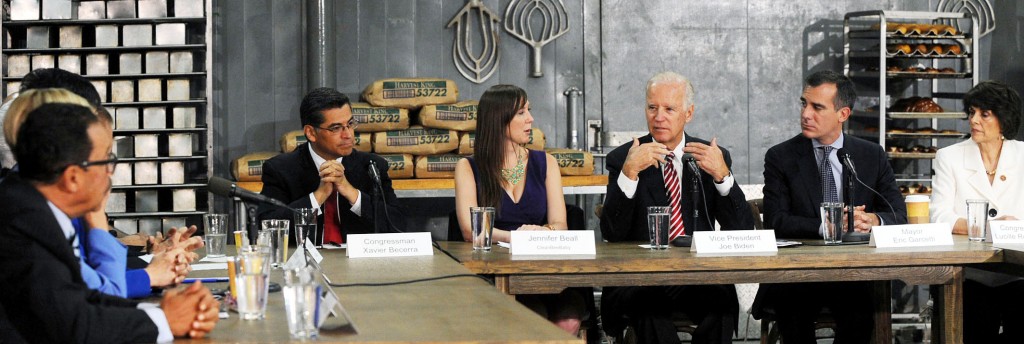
(63, 152, 119, 174)
(313, 120, 359, 134)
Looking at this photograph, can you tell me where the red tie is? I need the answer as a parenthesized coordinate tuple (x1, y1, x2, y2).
(663, 154, 686, 239)
(322, 191, 344, 244)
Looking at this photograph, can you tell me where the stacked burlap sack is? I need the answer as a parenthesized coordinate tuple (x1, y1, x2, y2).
(231, 78, 592, 182)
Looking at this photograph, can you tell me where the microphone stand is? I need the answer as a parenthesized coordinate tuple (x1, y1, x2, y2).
(687, 159, 701, 233)
(845, 159, 856, 236)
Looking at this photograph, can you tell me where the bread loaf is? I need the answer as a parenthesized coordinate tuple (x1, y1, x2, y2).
(546, 148, 595, 176)
(350, 102, 410, 132)
(362, 78, 458, 109)
(373, 126, 458, 155)
(414, 154, 462, 179)
(379, 153, 414, 179)
(231, 152, 279, 182)
(418, 101, 478, 131)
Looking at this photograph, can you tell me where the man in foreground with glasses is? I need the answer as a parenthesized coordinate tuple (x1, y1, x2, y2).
(0, 103, 219, 342)
(258, 87, 406, 245)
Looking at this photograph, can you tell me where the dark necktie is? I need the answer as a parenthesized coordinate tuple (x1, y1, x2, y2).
(662, 153, 686, 239)
(820, 146, 839, 203)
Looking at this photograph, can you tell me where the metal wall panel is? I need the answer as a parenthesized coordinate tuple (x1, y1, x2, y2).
(212, 0, 1017, 221)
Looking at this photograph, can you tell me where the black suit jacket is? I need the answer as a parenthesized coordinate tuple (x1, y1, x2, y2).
(0, 175, 158, 343)
(257, 143, 406, 237)
(763, 134, 907, 239)
(601, 134, 753, 242)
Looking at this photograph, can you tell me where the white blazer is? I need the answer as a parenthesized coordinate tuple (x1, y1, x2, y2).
(930, 139, 1024, 226)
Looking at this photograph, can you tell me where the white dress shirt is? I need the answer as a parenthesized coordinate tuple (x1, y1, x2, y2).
(46, 201, 172, 343)
(307, 144, 362, 216)
(617, 134, 735, 199)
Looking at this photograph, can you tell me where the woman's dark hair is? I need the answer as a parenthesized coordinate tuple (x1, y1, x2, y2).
(15, 104, 98, 183)
(474, 84, 528, 214)
(964, 81, 1023, 139)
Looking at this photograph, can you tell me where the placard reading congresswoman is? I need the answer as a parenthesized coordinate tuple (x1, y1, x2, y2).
(690, 230, 778, 253)
(869, 223, 953, 248)
(510, 231, 596, 255)
(990, 221, 1024, 244)
(346, 232, 433, 258)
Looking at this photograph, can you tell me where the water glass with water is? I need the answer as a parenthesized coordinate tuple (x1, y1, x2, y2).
(966, 199, 989, 242)
(294, 208, 317, 248)
(259, 219, 290, 268)
(820, 202, 845, 245)
(283, 267, 320, 339)
(470, 207, 495, 250)
(204, 214, 228, 257)
(647, 206, 670, 249)
(234, 245, 271, 320)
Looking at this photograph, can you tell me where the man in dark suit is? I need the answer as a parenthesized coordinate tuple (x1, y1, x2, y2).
(258, 88, 405, 244)
(0, 104, 218, 342)
(600, 72, 753, 344)
(753, 70, 907, 344)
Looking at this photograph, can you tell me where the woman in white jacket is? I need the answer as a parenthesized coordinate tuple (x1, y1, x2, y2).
(931, 80, 1023, 343)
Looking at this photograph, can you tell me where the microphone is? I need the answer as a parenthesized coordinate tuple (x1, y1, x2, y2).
(836, 148, 857, 178)
(208, 176, 293, 210)
(834, 148, 898, 230)
(680, 153, 700, 175)
(368, 160, 382, 185)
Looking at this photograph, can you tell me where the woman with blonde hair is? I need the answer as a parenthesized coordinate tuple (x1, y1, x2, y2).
(1, 88, 97, 168)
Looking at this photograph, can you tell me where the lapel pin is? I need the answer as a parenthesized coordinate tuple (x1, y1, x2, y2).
(1001, 175, 1006, 181)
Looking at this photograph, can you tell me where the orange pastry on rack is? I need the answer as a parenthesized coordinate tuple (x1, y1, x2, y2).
(940, 67, 956, 73)
(888, 44, 913, 55)
(915, 44, 929, 55)
(929, 45, 946, 55)
(946, 44, 962, 55)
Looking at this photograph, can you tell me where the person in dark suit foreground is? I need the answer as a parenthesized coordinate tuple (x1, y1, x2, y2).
(600, 71, 753, 344)
(258, 88, 405, 244)
(0, 104, 218, 343)
(753, 70, 907, 344)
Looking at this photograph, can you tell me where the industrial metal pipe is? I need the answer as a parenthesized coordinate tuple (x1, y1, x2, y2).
(563, 87, 583, 150)
(306, 0, 336, 90)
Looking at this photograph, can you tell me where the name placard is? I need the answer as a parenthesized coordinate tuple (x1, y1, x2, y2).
(347, 232, 433, 258)
(510, 231, 596, 255)
(690, 230, 778, 254)
(282, 238, 325, 270)
(869, 223, 953, 248)
(990, 221, 1024, 244)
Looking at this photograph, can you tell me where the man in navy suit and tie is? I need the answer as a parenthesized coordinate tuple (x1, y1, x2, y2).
(752, 70, 907, 344)
(258, 88, 405, 244)
(600, 71, 753, 344)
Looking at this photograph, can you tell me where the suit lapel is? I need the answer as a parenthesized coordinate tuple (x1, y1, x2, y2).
(796, 138, 822, 205)
(5, 178, 83, 281)
(962, 142, 1000, 204)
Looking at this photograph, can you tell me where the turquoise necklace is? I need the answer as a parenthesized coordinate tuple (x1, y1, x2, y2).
(501, 147, 525, 185)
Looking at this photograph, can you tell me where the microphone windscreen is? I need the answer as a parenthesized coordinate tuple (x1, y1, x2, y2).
(836, 147, 849, 158)
(208, 176, 235, 197)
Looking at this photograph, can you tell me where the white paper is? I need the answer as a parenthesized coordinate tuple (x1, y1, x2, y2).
(191, 263, 227, 271)
(198, 255, 231, 263)
(509, 231, 596, 255)
(869, 223, 954, 248)
(138, 254, 154, 263)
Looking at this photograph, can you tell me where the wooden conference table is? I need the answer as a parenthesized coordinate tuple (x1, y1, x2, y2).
(438, 237, 1005, 344)
(184, 249, 581, 343)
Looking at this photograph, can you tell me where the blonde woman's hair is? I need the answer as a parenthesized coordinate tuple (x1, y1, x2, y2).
(3, 88, 95, 148)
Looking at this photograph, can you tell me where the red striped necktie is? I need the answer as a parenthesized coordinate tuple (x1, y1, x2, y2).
(663, 154, 686, 239)
(322, 191, 344, 244)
